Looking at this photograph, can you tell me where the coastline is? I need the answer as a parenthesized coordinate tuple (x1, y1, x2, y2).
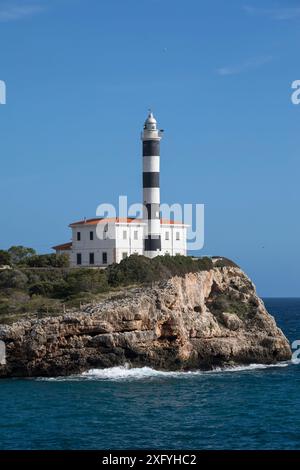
(0, 266, 292, 378)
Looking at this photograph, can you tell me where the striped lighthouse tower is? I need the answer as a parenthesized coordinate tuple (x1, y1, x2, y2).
(142, 111, 163, 258)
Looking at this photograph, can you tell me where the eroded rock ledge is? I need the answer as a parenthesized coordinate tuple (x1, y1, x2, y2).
(0, 267, 292, 377)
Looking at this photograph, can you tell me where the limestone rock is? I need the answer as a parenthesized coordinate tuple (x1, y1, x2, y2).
(0, 267, 292, 377)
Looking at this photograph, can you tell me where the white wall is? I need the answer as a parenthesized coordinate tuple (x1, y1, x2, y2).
(70, 223, 117, 267)
(69, 222, 145, 267)
(58, 222, 188, 267)
(115, 223, 144, 263)
(161, 225, 187, 256)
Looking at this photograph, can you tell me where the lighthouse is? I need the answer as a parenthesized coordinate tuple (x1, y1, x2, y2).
(142, 111, 162, 258)
(54, 112, 189, 266)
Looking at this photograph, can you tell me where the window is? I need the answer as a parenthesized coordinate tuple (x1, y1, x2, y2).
(134, 230, 138, 240)
(90, 231, 94, 241)
(77, 232, 81, 241)
(76, 253, 82, 265)
(103, 223, 108, 240)
(102, 252, 107, 265)
(122, 252, 128, 259)
(89, 253, 94, 265)
(165, 231, 170, 240)
(176, 231, 180, 241)
(123, 230, 127, 240)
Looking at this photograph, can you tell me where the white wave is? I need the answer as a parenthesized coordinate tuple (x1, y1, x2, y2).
(37, 361, 291, 382)
(214, 362, 290, 372)
(81, 365, 182, 380)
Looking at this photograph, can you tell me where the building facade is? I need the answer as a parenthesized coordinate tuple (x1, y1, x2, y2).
(53, 113, 188, 267)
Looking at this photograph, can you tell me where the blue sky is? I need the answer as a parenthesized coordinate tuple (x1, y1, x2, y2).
(0, 0, 299, 296)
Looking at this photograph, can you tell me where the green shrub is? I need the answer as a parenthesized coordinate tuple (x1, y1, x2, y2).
(0, 250, 11, 266)
(56, 269, 109, 298)
(212, 257, 239, 268)
(29, 281, 56, 297)
(106, 254, 214, 288)
(24, 296, 62, 316)
(107, 255, 154, 286)
(0, 290, 30, 315)
(208, 293, 251, 319)
(25, 253, 70, 268)
(210, 294, 230, 312)
(0, 269, 28, 289)
(196, 257, 214, 271)
(25, 268, 66, 285)
(152, 255, 195, 277)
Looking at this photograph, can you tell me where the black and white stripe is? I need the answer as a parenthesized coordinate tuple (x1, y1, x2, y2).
(142, 112, 162, 257)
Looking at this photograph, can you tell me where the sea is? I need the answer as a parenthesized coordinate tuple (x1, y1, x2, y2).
(0, 298, 299, 450)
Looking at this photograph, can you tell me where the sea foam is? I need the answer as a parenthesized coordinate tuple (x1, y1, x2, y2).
(37, 361, 290, 382)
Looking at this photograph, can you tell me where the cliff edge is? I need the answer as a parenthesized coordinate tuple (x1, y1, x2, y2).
(0, 266, 292, 377)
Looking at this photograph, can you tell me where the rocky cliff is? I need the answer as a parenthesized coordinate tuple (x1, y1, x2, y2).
(0, 266, 292, 377)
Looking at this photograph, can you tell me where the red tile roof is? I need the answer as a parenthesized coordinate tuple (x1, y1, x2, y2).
(52, 242, 72, 251)
(160, 219, 186, 226)
(69, 217, 186, 227)
(69, 217, 138, 227)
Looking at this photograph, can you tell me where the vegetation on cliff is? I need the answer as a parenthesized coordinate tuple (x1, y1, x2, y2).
(0, 247, 239, 324)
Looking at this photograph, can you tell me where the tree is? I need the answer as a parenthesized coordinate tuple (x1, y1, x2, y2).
(0, 250, 11, 266)
(8, 246, 36, 265)
(0, 269, 28, 289)
(25, 253, 70, 268)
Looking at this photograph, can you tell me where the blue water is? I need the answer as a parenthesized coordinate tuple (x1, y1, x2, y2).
(0, 298, 299, 450)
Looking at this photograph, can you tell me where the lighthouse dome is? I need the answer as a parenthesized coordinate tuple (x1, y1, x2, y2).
(146, 112, 156, 123)
(144, 112, 157, 130)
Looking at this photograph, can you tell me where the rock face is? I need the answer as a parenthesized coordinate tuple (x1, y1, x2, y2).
(0, 267, 292, 377)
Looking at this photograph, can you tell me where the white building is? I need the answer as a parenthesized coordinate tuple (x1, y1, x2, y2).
(53, 112, 188, 267)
